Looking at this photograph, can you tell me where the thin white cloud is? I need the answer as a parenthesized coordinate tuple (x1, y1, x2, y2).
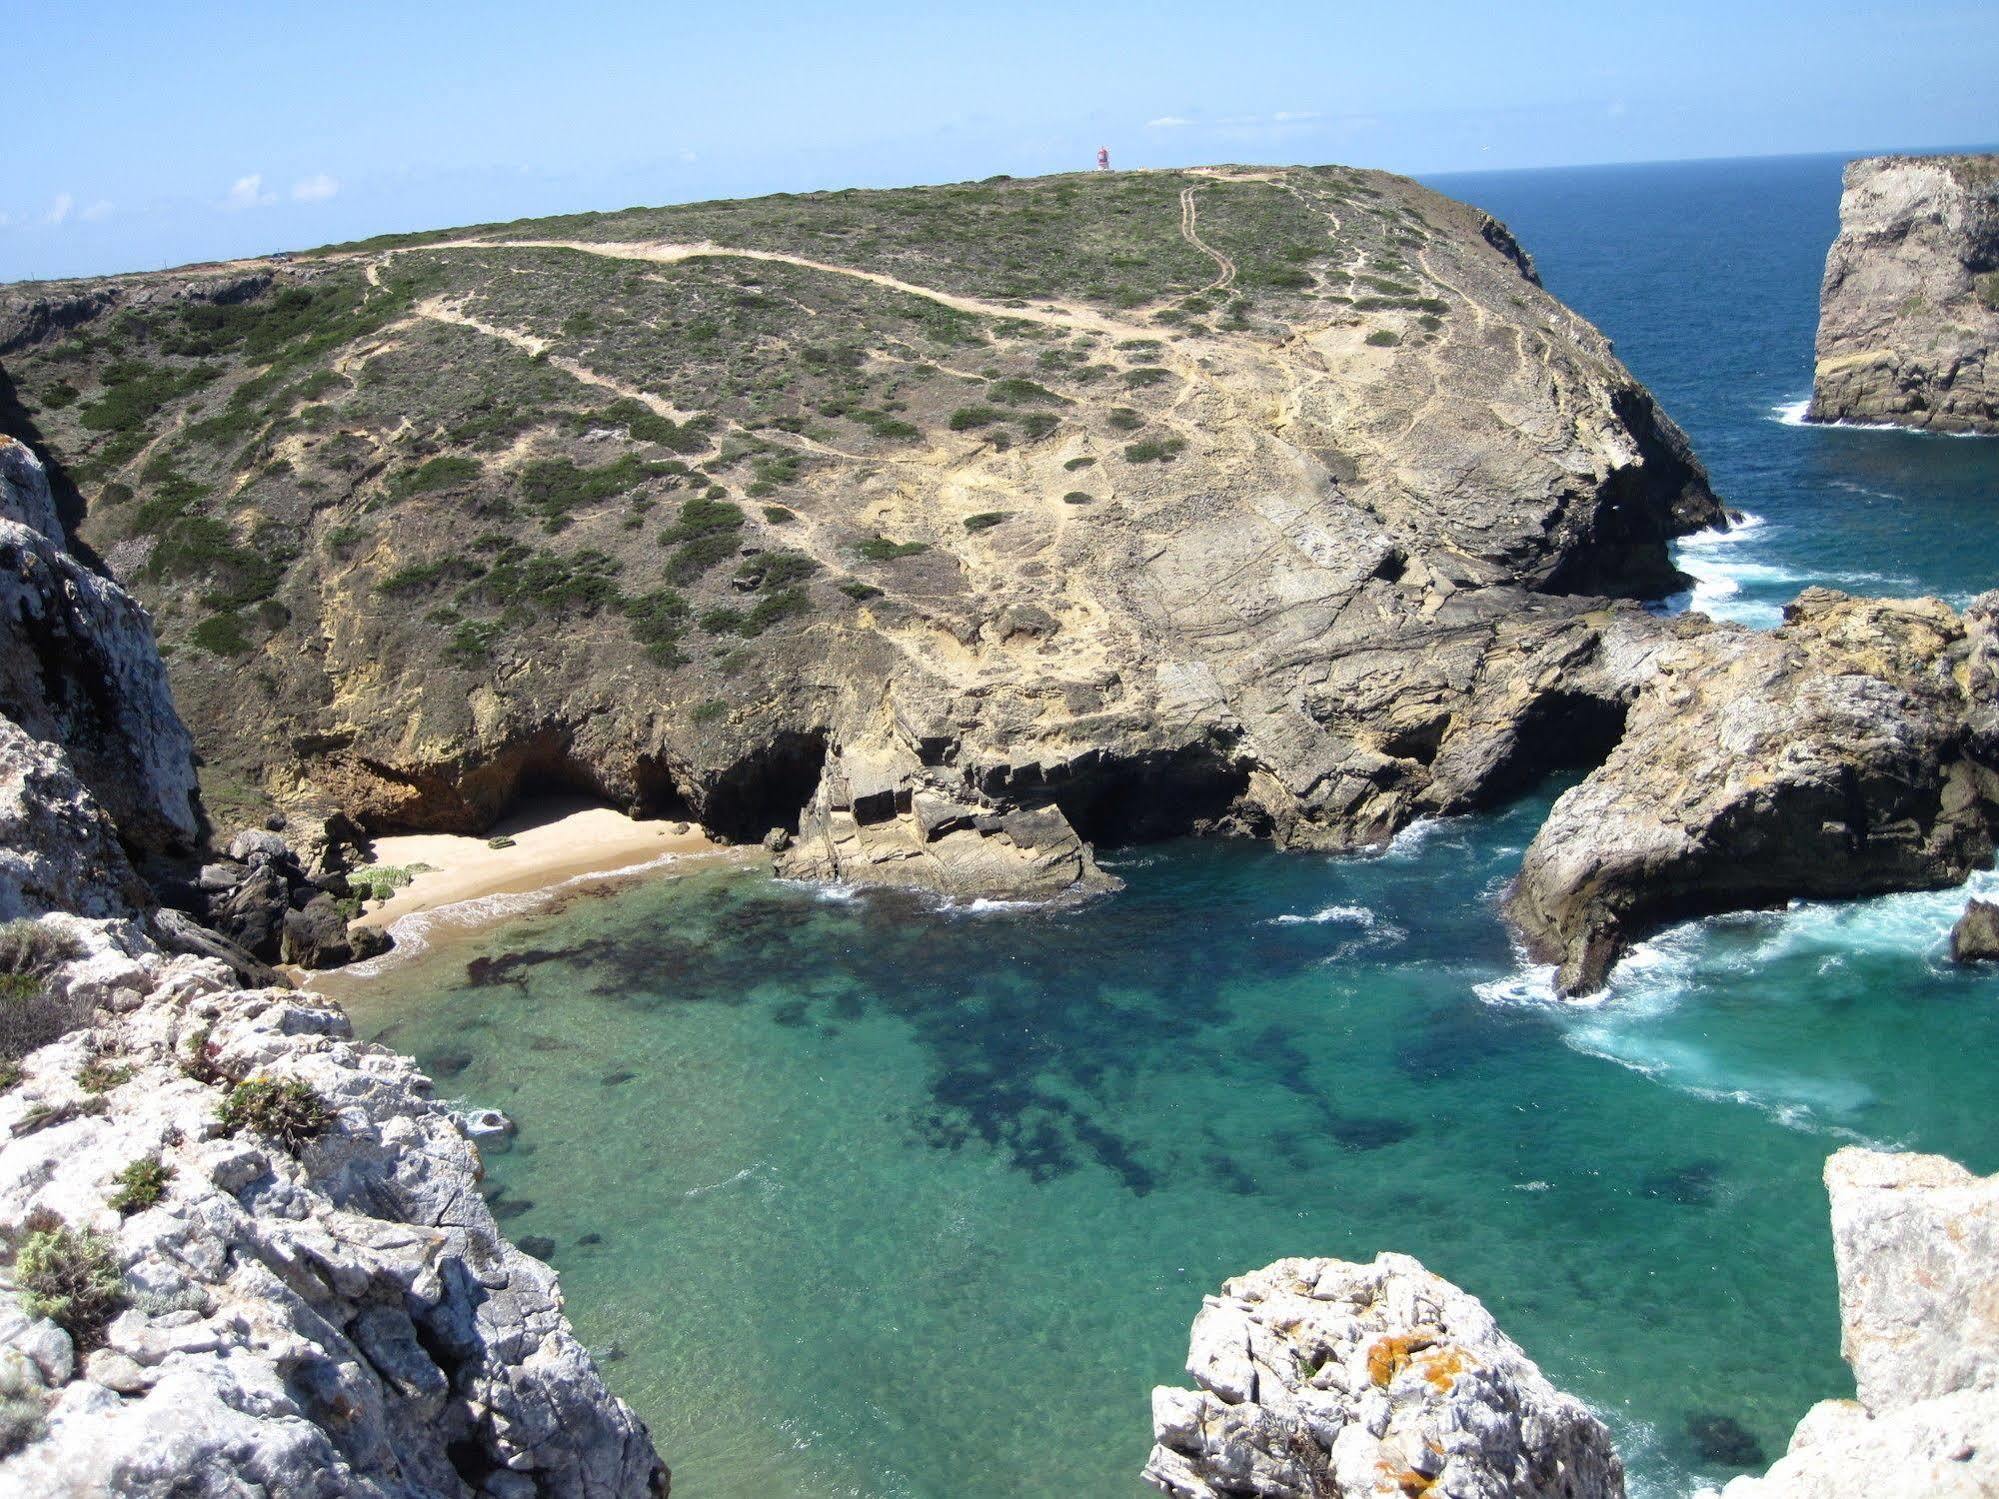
(224, 173, 277, 210)
(1147, 115, 1194, 129)
(292, 173, 340, 203)
(45, 193, 74, 226)
(677, 149, 698, 163)
(1272, 110, 1320, 123)
(80, 199, 114, 222)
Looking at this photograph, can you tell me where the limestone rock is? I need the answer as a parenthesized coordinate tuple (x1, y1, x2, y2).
(1808, 154, 1999, 434)
(1950, 898, 1999, 962)
(0, 917, 669, 1497)
(0, 438, 198, 856)
(1142, 1253, 1624, 1499)
(0, 716, 150, 921)
(1509, 590, 1999, 994)
(1721, 1149, 1999, 1498)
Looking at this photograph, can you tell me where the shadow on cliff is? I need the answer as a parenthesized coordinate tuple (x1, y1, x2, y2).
(0, 361, 109, 573)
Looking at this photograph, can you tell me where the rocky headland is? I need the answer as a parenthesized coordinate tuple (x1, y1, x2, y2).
(1808, 153, 1999, 434)
(0, 165, 1725, 906)
(1148, 1146, 1999, 1499)
(1509, 588, 1999, 994)
(0, 436, 665, 1492)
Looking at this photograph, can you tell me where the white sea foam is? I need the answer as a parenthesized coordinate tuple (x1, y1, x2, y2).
(1668, 512, 1793, 629)
(1476, 864, 1999, 1140)
(340, 851, 692, 976)
(1269, 903, 1377, 927)
(682, 1161, 779, 1198)
(1772, 397, 1992, 439)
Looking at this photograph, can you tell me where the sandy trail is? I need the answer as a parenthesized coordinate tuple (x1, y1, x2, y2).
(1179, 186, 1237, 293)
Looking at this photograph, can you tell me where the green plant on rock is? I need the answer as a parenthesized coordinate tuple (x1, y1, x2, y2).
(75, 1058, 132, 1094)
(855, 536, 928, 562)
(216, 1077, 332, 1151)
(107, 1156, 175, 1215)
(1365, 329, 1401, 347)
(963, 511, 1009, 532)
(14, 1220, 124, 1348)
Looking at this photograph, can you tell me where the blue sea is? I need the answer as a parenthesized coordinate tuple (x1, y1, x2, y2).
(340, 151, 1999, 1498)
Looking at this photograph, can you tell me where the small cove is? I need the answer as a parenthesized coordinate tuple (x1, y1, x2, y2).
(345, 149, 1999, 1498)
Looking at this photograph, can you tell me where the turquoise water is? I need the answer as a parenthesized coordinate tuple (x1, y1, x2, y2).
(344, 152, 1999, 1498)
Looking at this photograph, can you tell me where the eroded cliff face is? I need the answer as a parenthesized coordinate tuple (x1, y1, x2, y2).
(1508, 589, 1999, 995)
(0, 165, 1722, 900)
(1808, 154, 1999, 434)
(0, 423, 666, 1493)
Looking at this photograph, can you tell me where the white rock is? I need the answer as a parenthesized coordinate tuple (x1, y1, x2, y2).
(1143, 1253, 1624, 1498)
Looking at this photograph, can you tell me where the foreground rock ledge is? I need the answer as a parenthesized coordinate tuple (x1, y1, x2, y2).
(1807, 153, 1999, 435)
(1721, 1148, 1999, 1497)
(1142, 1253, 1624, 1499)
(0, 918, 668, 1498)
(1508, 589, 1999, 995)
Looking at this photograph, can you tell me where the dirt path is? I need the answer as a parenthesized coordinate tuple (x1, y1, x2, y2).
(1178, 187, 1237, 294)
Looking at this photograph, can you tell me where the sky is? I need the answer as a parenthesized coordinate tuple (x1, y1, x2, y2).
(8, 0, 1996, 282)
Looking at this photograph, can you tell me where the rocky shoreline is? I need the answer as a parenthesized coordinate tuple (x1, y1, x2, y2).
(1147, 1148, 1999, 1499)
(0, 434, 667, 1492)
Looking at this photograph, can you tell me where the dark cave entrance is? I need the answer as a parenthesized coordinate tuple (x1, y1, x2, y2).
(1472, 690, 1631, 809)
(700, 730, 829, 843)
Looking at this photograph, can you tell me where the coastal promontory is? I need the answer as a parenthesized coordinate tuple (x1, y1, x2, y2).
(1808, 153, 1999, 434)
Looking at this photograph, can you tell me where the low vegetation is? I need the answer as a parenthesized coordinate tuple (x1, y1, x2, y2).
(216, 1076, 333, 1151)
(13, 1216, 124, 1347)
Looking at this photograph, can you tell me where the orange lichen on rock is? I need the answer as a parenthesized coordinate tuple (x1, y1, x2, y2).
(1417, 1345, 1474, 1391)
(1367, 1332, 1436, 1387)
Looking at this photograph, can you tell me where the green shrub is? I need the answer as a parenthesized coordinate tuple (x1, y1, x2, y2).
(519, 454, 667, 530)
(0, 922, 79, 976)
(479, 546, 621, 614)
(691, 700, 729, 724)
(1124, 438, 1187, 463)
(988, 377, 1063, 406)
(391, 454, 481, 497)
(76, 1058, 132, 1094)
(762, 505, 797, 523)
(0, 1061, 20, 1094)
(347, 863, 434, 901)
(1063, 491, 1094, 504)
(1106, 408, 1144, 432)
(323, 524, 368, 556)
(948, 406, 1003, 431)
(1063, 456, 1096, 471)
(839, 581, 883, 601)
(664, 530, 740, 585)
(1977, 271, 1999, 312)
(14, 1221, 123, 1347)
(963, 511, 1009, 532)
(622, 588, 691, 666)
(855, 537, 928, 561)
(216, 1077, 332, 1151)
(1365, 329, 1401, 348)
(658, 495, 745, 545)
(189, 609, 253, 659)
(37, 380, 79, 410)
(1122, 366, 1172, 388)
(735, 551, 818, 590)
(107, 1156, 174, 1215)
(444, 619, 501, 665)
(374, 560, 458, 596)
(849, 409, 920, 440)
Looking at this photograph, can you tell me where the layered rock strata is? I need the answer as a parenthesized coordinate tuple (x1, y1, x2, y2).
(1808, 154, 1998, 434)
(1508, 589, 1999, 994)
(1, 166, 1724, 901)
(1142, 1253, 1625, 1499)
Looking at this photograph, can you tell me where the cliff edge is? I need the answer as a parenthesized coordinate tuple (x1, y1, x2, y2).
(1808, 154, 1999, 435)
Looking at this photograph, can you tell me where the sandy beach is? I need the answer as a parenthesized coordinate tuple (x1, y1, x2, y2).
(351, 799, 740, 932)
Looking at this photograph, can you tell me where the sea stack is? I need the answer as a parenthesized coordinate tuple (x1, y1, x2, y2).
(1808, 154, 1999, 434)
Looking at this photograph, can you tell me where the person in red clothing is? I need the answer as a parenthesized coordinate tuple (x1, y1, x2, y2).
(1096, 146, 1111, 171)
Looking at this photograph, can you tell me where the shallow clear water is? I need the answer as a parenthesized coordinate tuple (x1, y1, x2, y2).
(345, 152, 1999, 1498)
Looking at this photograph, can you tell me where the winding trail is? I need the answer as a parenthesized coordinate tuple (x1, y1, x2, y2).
(1178, 187, 1237, 293)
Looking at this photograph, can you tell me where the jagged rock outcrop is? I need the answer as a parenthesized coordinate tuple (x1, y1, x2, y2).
(0, 381, 665, 1491)
(1808, 154, 1999, 434)
(4, 165, 1723, 900)
(0, 917, 667, 1497)
(1142, 1253, 1624, 1499)
(1721, 1149, 1999, 1497)
(0, 438, 197, 857)
(1508, 589, 1999, 994)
